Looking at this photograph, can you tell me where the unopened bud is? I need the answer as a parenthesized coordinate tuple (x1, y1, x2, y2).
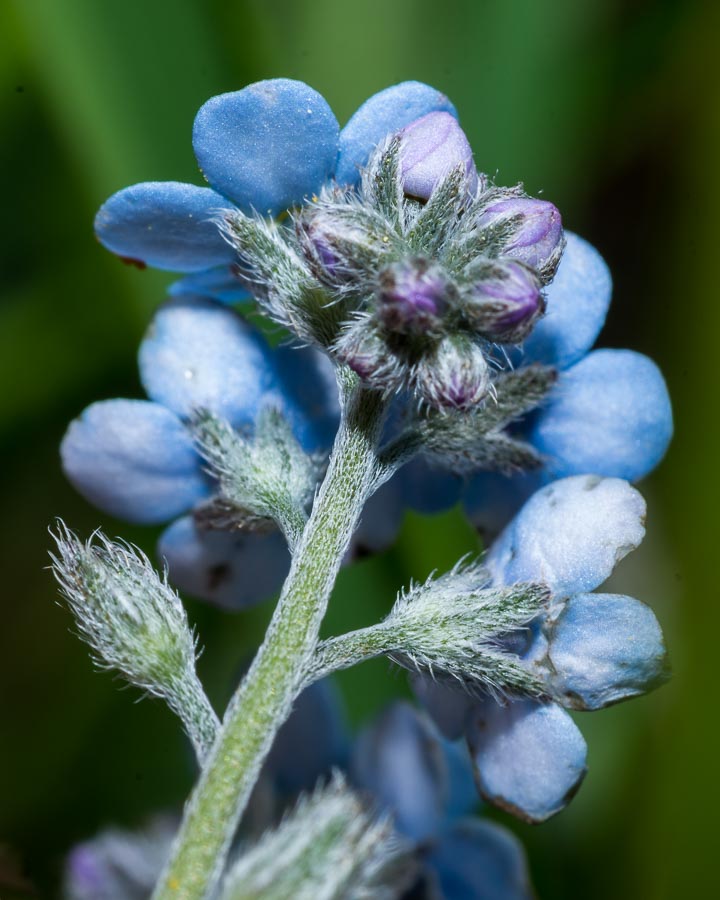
(400, 112, 478, 201)
(476, 197, 563, 279)
(376, 259, 449, 335)
(415, 335, 490, 410)
(464, 261, 543, 342)
(334, 320, 393, 386)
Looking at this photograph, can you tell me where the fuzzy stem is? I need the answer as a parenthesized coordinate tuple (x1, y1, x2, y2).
(168, 671, 221, 765)
(152, 373, 386, 900)
(305, 625, 394, 686)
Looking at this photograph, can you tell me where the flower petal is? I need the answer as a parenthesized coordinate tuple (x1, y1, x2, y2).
(336, 81, 458, 186)
(272, 345, 340, 452)
(521, 232, 612, 369)
(487, 475, 646, 596)
(192, 79, 339, 214)
(61, 400, 208, 524)
(411, 674, 473, 741)
(157, 516, 289, 610)
(168, 265, 251, 305)
(427, 818, 533, 900)
(349, 476, 406, 559)
(548, 592, 669, 710)
(466, 699, 587, 823)
(139, 296, 278, 426)
(94, 182, 235, 273)
(530, 348, 673, 481)
(398, 457, 463, 514)
(265, 679, 350, 795)
(351, 702, 447, 842)
(461, 471, 541, 544)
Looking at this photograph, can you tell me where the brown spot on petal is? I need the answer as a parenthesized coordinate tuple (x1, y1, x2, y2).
(119, 255, 147, 270)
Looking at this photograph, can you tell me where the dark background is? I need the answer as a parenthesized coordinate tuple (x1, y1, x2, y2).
(1, 1, 716, 897)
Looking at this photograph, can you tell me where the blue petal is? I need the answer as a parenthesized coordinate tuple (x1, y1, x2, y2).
(466, 699, 587, 823)
(94, 182, 235, 273)
(398, 457, 463, 514)
(349, 476, 406, 559)
(139, 296, 279, 426)
(336, 81, 458, 186)
(530, 348, 673, 482)
(461, 470, 541, 545)
(411, 674, 473, 741)
(272, 344, 340, 452)
(192, 79, 340, 215)
(350, 702, 447, 842)
(521, 232, 612, 369)
(265, 679, 350, 795)
(61, 400, 208, 524)
(168, 265, 251, 305)
(548, 592, 669, 710)
(157, 516, 289, 609)
(487, 475, 646, 596)
(427, 818, 533, 900)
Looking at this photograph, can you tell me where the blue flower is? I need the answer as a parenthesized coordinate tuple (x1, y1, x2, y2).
(415, 475, 668, 823)
(61, 294, 338, 609)
(94, 79, 457, 302)
(460, 231, 672, 533)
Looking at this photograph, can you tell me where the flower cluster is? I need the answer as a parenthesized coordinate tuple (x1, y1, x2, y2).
(55, 76, 674, 899)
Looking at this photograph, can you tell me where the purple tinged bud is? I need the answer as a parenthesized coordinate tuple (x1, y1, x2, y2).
(465, 261, 544, 342)
(376, 259, 448, 335)
(416, 335, 490, 410)
(476, 197, 564, 278)
(400, 112, 478, 201)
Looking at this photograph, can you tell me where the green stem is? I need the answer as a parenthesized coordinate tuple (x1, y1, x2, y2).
(153, 375, 386, 900)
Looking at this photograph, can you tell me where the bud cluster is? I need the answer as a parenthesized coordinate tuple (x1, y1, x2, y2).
(222, 113, 564, 412)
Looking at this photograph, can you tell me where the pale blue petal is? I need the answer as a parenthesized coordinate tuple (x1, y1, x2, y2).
(548, 592, 669, 710)
(61, 400, 208, 524)
(94, 182, 235, 273)
(168, 266, 251, 305)
(487, 475, 646, 596)
(349, 476, 406, 559)
(192, 79, 339, 214)
(265, 679, 350, 794)
(157, 516, 289, 610)
(336, 81, 458, 186)
(521, 232, 611, 369)
(428, 818, 533, 900)
(350, 702, 446, 842)
(466, 699, 587, 823)
(139, 296, 278, 426)
(530, 349, 673, 481)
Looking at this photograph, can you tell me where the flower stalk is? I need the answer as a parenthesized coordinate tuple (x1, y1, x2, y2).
(153, 371, 386, 900)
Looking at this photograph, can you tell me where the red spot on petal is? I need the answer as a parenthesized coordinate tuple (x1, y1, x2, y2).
(118, 255, 147, 270)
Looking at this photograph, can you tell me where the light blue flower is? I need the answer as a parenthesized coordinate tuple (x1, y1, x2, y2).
(416, 475, 668, 823)
(61, 294, 338, 608)
(462, 233, 672, 535)
(94, 79, 457, 301)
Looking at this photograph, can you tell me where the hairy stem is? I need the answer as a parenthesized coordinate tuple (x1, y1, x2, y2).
(168, 671, 221, 765)
(153, 373, 386, 899)
(305, 625, 394, 686)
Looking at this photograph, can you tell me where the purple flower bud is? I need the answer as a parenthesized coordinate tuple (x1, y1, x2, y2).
(376, 259, 449, 335)
(416, 336, 490, 410)
(334, 320, 391, 384)
(476, 197, 563, 278)
(399, 112, 478, 201)
(464, 261, 543, 342)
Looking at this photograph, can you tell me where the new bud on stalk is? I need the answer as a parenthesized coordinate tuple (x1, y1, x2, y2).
(415, 334, 490, 410)
(476, 198, 564, 280)
(399, 111, 478, 201)
(376, 258, 449, 335)
(463, 261, 544, 342)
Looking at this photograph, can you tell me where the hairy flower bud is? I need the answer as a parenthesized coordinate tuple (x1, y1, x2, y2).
(375, 258, 449, 335)
(415, 335, 490, 410)
(463, 261, 544, 342)
(476, 197, 563, 280)
(399, 112, 478, 201)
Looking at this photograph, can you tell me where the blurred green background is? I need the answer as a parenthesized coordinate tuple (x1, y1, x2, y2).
(0, 0, 716, 896)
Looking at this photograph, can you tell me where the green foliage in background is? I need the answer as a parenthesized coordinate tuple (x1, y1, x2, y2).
(0, 1, 715, 896)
